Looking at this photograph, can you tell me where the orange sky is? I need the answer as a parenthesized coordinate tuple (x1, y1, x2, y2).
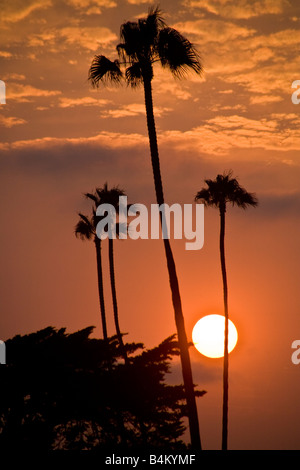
(1, 0, 300, 450)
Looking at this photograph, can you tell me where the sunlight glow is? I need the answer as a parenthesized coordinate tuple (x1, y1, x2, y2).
(192, 314, 238, 358)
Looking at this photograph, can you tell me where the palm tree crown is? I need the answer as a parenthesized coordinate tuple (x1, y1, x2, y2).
(195, 172, 258, 211)
(88, 6, 202, 88)
(75, 212, 95, 241)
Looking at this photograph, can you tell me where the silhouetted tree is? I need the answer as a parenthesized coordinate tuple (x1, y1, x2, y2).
(88, 6, 203, 450)
(75, 210, 108, 340)
(0, 327, 205, 451)
(195, 171, 258, 450)
(92, 183, 128, 364)
(75, 185, 128, 364)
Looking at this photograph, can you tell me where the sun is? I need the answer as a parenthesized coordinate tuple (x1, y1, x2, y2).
(192, 314, 238, 358)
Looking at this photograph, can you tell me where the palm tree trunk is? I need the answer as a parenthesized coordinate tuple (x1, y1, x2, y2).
(220, 205, 229, 450)
(108, 237, 128, 364)
(95, 237, 108, 340)
(143, 76, 202, 450)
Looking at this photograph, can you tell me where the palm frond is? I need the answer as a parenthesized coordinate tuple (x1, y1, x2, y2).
(88, 55, 123, 87)
(195, 188, 214, 207)
(84, 192, 99, 204)
(96, 184, 126, 209)
(118, 7, 165, 65)
(125, 62, 143, 87)
(74, 213, 94, 240)
(138, 6, 166, 52)
(158, 27, 202, 78)
(146, 5, 166, 31)
(116, 43, 129, 64)
(118, 21, 141, 61)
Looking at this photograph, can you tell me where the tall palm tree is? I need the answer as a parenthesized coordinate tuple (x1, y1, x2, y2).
(88, 6, 203, 449)
(195, 171, 258, 450)
(94, 184, 128, 364)
(75, 211, 108, 341)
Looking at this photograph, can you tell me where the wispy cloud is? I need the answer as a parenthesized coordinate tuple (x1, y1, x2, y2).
(65, 0, 116, 15)
(0, 51, 12, 58)
(250, 95, 284, 105)
(101, 103, 172, 119)
(174, 19, 255, 43)
(59, 26, 117, 50)
(184, 0, 288, 19)
(157, 113, 300, 156)
(0, 131, 148, 152)
(2, 112, 299, 158)
(7, 83, 61, 102)
(127, 0, 151, 4)
(0, 0, 52, 24)
(58, 97, 110, 108)
(0, 115, 27, 128)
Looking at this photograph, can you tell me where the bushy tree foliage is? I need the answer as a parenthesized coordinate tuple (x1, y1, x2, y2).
(0, 327, 205, 451)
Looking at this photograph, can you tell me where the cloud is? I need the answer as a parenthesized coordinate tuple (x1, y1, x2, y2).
(0, 115, 27, 128)
(127, 0, 151, 4)
(173, 17, 299, 102)
(184, 0, 288, 19)
(65, 0, 116, 14)
(0, 131, 148, 153)
(6, 83, 61, 102)
(0, 51, 12, 58)
(153, 69, 193, 100)
(59, 26, 117, 50)
(0, 0, 52, 24)
(244, 28, 300, 51)
(2, 73, 26, 81)
(58, 96, 110, 108)
(28, 32, 56, 48)
(101, 103, 171, 119)
(223, 60, 297, 95)
(2, 111, 299, 159)
(271, 113, 299, 122)
(218, 89, 234, 94)
(174, 19, 255, 44)
(209, 103, 247, 112)
(249, 95, 284, 105)
(156, 113, 300, 157)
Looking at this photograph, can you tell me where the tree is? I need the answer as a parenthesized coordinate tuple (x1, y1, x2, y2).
(0, 326, 205, 451)
(76, 185, 128, 363)
(88, 6, 203, 450)
(195, 171, 258, 450)
(94, 184, 129, 364)
(75, 211, 108, 340)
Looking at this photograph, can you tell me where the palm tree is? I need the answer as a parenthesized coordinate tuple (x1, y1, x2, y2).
(75, 211, 108, 341)
(94, 184, 128, 364)
(195, 171, 258, 450)
(88, 6, 203, 449)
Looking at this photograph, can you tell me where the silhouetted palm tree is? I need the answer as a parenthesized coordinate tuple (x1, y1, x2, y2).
(195, 171, 258, 450)
(88, 6, 203, 449)
(75, 211, 108, 341)
(94, 184, 128, 364)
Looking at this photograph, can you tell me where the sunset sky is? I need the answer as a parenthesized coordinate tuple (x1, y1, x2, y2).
(1, 0, 300, 450)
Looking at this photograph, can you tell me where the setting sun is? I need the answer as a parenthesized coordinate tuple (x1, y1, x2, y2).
(192, 315, 238, 358)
